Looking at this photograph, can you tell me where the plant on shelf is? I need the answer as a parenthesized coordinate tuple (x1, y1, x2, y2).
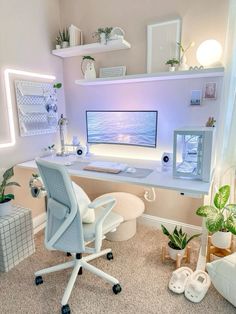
(196, 185, 236, 248)
(0, 167, 20, 213)
(55, 36, 62, 49)
(161, 225, 201, 260)
(177, 41, 195, 71)
(165, 58, 179, 71)
(53, 82, 62, 89)
(59, 28, 70, 48)
(94, 27, 113, 44)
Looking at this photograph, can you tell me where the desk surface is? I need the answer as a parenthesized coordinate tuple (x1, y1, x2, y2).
(17, 155, 211, 196)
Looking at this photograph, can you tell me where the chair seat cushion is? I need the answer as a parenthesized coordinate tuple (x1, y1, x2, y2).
(206, 252, 236, 307)
(97, 192, 145, 221)
(83, 207, 123, 242)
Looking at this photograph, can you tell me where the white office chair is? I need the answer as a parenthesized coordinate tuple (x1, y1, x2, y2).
(34, 159, 123, 314)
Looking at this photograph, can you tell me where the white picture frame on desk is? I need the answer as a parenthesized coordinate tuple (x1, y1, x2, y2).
(147, 18, 181, 73)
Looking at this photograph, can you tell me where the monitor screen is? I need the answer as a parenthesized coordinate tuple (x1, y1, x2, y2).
(86, 110, 158, 148)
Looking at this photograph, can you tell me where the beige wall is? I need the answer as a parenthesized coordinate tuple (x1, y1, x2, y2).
(0, 0, 65, 170)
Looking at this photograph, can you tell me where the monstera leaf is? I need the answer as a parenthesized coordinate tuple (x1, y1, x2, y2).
(214, 185, 230, 209)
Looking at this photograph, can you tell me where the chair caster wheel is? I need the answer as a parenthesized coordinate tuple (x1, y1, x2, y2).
(107, 252, 113, 260)
(112, 284, 122, 294)
(61, 304, 70, 314)
(35, 276, 43, 285)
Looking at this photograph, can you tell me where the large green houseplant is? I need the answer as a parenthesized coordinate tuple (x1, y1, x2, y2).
(0, 167, 20, 214)
(196, 185, 236, 248)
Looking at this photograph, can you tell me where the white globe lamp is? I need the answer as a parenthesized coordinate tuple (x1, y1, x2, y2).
(196, 39, 222, 67)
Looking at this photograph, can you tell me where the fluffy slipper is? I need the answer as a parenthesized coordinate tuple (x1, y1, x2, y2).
(168, 267, 193, 294)
(184, 270, 211, 303)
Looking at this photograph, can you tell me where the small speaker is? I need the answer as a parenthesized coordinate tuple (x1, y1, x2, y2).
(76, 145, 87, 157)
(161, 152, 173, 167)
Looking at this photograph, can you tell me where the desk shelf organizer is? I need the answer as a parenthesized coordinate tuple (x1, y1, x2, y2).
(0, 206, 35, 272)
(15, 80, 58, 136)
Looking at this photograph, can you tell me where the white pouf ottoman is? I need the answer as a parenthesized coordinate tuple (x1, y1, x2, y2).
(206, 252, 236, 307)
(100, 192, 145, 241)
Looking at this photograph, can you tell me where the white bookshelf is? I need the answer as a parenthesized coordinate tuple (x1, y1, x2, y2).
(52, 39, 131, 58)
(75, 67, 224, 86)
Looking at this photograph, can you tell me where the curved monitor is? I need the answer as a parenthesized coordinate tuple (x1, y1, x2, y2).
(86, 110, 158, 148)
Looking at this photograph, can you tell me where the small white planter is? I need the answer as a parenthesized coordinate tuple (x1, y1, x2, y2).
(169, 66, 176, 72)
(211, 231, 232, 249)
(55, 44, 61, 49)
(168, 245, 186, 261)
(0, 200, 13, 216)
(100, 33, 106, 45)
(62, 41, 69, 48)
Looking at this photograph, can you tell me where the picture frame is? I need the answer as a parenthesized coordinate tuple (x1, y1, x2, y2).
(190, 90, 202, 106)
(203, 82, 217, 100)
(147, 18, 181, 73)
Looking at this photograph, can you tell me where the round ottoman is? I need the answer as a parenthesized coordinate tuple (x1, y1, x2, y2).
(103, 192, 145, 241)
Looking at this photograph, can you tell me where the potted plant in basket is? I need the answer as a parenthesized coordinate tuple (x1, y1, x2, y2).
(161, 225, 201, 260)
(0, 167, 20, 215)
(94, 27, 113, 44)
(196, 185, 236, 249)
(165, 58, 179, 72)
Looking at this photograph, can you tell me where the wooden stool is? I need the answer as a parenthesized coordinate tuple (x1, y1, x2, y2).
(207, 235, 235, 262)
(161, 245, 191, 269)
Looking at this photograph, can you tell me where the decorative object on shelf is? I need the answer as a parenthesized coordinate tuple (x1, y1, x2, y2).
(196, 39, 223, 67)
(190, 90, 201, 106)
(203, 82, 217, 99)
(69, 24, 83, 47)
(177, 41, 195, 71)
(15, 80, 58, 136)
(57, 114, 69, 156)
(189, 66, 204, 71)
(81, 55, 96, 79)
(0, 167, 20, 216)
(205, 116, 216, 127)
(173, 127, 214, 182)
(165, 58, 179, 71)
(147, 18, 181, 73)
(94, 27, 113, 44)
(99, 66, 126, 78)
(29, 173, 46, 198)
(55, 36, 61, 49)
(161, 225, 200, 268)
(110, 27, 125, 40)
(59, 28, 70, 48)
(196, 185, 236, 249)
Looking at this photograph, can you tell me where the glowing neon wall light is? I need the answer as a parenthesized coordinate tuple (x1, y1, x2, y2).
(1, 69, 56, 148)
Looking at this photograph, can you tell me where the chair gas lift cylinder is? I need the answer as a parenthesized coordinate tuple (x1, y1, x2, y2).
(173, 127, 215, 182)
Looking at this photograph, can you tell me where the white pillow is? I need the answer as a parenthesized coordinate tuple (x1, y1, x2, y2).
(206, 252, 236, 307)
(72, 182, 95, 224)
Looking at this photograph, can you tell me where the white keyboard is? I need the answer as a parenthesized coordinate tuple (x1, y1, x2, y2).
(88, 161, 128, 172)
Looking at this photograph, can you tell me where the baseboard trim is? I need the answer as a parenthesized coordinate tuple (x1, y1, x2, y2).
(138, 214, 202, 235)
(33, 212, 46, 234)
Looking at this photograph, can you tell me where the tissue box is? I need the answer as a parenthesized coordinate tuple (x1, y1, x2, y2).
(0, 205, 35, 272)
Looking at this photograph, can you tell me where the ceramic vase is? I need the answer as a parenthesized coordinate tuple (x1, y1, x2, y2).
(211, 231, 232, 249)
(178, 54, 189, 71)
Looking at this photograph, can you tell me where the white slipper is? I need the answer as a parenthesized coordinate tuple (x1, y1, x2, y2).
(168, 267, 193, 294)
(184, 270, 211, 303)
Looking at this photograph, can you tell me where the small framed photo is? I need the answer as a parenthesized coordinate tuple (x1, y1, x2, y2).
(190, 90, 202, 106)
(203, 82, 217, 100)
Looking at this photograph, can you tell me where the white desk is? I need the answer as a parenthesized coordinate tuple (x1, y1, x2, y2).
(17, 155, 211, 196)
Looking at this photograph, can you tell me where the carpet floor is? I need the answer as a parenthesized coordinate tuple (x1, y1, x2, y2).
(0, 224, 235, 314)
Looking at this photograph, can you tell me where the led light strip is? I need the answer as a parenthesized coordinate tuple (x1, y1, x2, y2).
(1, 69, 56, 148)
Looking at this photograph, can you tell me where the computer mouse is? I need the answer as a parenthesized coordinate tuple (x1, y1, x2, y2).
(126, 167, 136, 173)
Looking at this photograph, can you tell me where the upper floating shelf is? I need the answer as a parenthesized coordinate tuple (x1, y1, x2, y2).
(75, 67, 224, 86)
(52, 39, 131, 58)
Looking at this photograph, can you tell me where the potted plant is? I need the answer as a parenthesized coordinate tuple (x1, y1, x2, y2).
(161, 225, 201, 260)
(196, 185, 236, 249)
(55, 36, 61, 49)
(94, 27, 113, 44)
(165, 58, 179, 71)
(59, 28, 70, 48)
(0, 167, 20, 215)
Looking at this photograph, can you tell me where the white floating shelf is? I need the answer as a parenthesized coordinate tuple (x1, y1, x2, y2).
(52, 39, 131, 58)
(75, 67, 224, 86)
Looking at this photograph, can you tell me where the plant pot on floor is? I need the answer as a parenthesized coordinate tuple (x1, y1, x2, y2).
(168, 243, 186, 261)
(211, 231, 232, 249)
(0, 199, 13, 216)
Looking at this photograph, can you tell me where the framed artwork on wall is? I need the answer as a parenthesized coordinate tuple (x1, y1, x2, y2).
(147, 18, 181, 73)
(203, 82, 217, 100)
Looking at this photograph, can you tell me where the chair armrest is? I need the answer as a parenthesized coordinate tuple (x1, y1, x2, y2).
(89, 195, 117, 252)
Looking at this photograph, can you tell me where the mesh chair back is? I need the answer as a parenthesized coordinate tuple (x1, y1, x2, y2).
(36, 159, 85, 253)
